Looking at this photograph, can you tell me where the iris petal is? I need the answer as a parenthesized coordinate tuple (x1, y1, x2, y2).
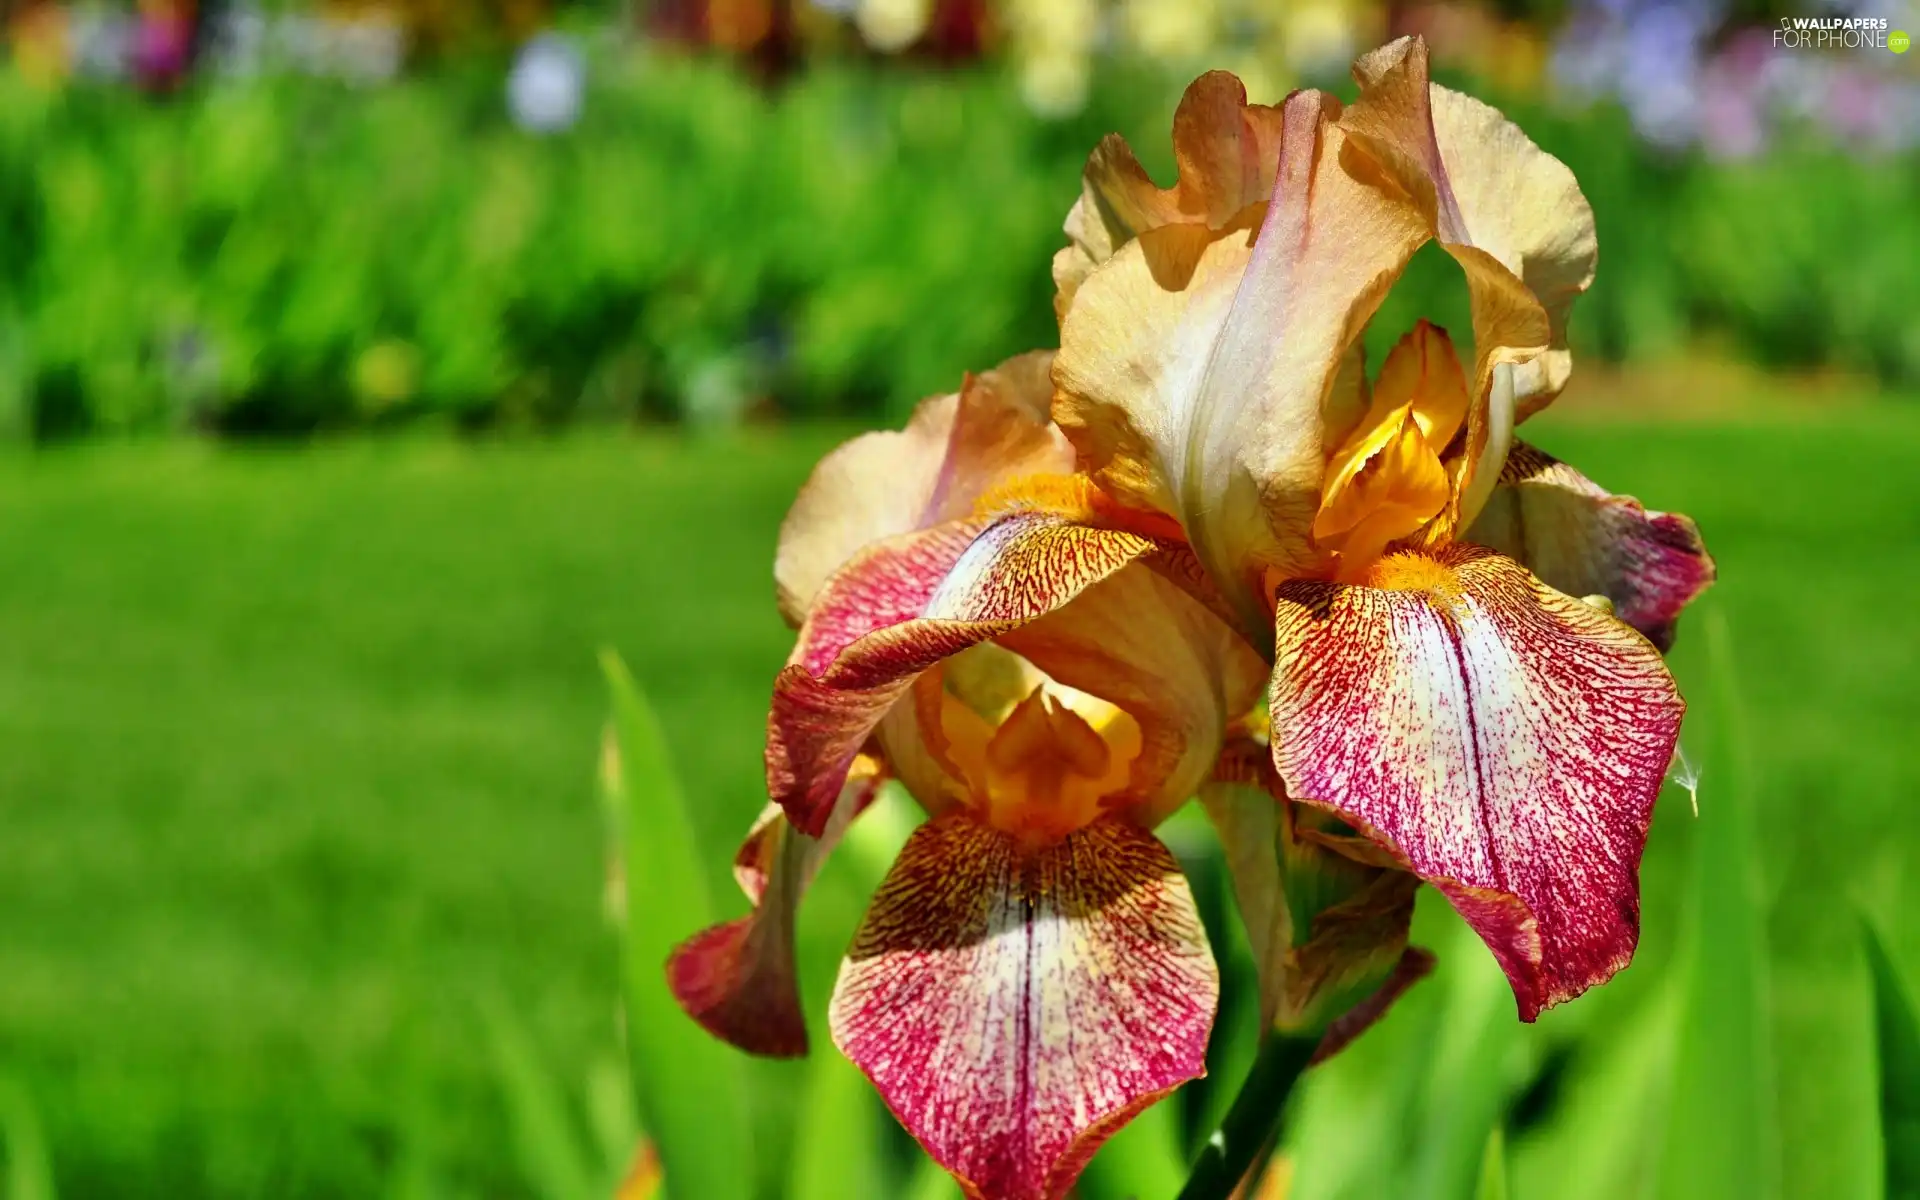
(769, 513, 1164, 834)
(1465, 442, 1716, 650)
(666, 761, 884, 1057)
(1268, 544, 1684, 1019)
(831, 815, 1215, 1200)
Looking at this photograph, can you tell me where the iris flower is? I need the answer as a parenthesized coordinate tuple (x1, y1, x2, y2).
(1052, 37, 1712, 1017)
(672, 353, 1272, 1199)
(669, 34, 1714, 1200)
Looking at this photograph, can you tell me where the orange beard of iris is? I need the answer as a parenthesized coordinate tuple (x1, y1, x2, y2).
(937, 677, 1143, 851)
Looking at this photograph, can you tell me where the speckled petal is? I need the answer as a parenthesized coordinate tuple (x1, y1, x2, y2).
(1268, 544, 1684, 1019)
(667, 760, 883, 1057)
(769, 513, 1163, 835)
(831, 815, 1216, 1200)
(1465, 442, 1715, 650)
(775, 352, 1070, 624)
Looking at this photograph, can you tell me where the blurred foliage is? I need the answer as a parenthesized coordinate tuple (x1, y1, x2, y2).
(0, 50, 1914, 440)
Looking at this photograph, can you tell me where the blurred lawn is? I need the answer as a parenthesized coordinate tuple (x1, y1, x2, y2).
(0, 401, 1916, 1197)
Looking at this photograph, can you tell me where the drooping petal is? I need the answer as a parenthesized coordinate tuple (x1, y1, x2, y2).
(1338, 37, 1597, 525)
(1464, 442, 1716, 650)
(1054, 72, 1286, 315)
(1055, 88, 1431, 632)
(831, 815, 1216, 1200)
(775, 352, 1071, 623)
(769, 512, 1166, 834)
(667, 759, 884, 1057)
(1267, 544, 1684, 1019)
(995, 560, 1270, 828)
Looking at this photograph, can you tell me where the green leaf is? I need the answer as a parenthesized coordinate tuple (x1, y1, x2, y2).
(1656, 609, 1780, 1200)
(479, 993, 601, 1200)
(600, 649, 755, 1200)
(1408, 922, 1521, 1200)
(1077, 1093, 1187, 1200)
(1864, 919, 1920, 1200)
(0, 1079, 56, 1200)
(788, 1052, 888, 1200)
(1474, 1126, 1510, 1200)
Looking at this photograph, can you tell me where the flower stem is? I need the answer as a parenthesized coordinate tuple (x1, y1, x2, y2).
(1175, 1033, 1319, 1200)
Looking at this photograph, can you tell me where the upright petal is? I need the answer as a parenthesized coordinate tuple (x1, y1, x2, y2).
(1338, 37, 1597, 523)
(1054, 72, 1286, 315)
(776, 352, 1071, 623)
(769, 511, 1166, 834)
(1055, 89, 1431, 632)
(831, 815, 1216, 1200)
(667, 760, 884, 1057)
(1267, 545, 1683, 1018)
(1465, 442, 1715, 650)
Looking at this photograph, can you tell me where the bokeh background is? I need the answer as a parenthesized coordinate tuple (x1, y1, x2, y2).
(1, 0, 1916, 1197)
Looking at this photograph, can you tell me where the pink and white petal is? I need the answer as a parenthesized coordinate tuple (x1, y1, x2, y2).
(775, 352, 1071, 624)
(831, 816, 1215, 1200)
(668, 763, 884, 1057)
(995, 560, 1269, 827)
(1054, 89, 1432, 633)
(1464, 442, 1715, 650)
(770, 514, 1163, 834)
(1268, 545, 1684, 1019)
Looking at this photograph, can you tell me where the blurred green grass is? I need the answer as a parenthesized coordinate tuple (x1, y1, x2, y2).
(0, 403, 1916, 1196)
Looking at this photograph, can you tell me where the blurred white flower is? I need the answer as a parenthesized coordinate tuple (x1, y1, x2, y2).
(855, 0, 931, 52)
(1020, 48, 1092, 117)
(508, 34, 586, 135)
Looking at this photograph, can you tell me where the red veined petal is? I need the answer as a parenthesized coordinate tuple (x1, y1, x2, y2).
(1465, 442, 1715, 650)
(769, 513, 1163, 835)
(666, 762, 882, 1057)
(775, 352, 1069, 624)
(1268, 544, 1684, 1019)
(831, 815, 1216, 1200)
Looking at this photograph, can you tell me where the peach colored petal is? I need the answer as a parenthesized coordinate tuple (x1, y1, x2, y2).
(1339, 37, 1597, 527)
(831, 815, 1215, 1200)
(666, 760, 883, 1057)
(1268, 545, 1683, 1019)
(1055, 88, 1431, 633)
(769, 513, 1165, 835)
(1054, 71, 1286, 316)
(1464, 442, 1715, 651)
(775, 351, 1071, 623)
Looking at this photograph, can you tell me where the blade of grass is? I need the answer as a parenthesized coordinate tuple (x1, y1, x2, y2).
(480, 993, 601, 1200)
(600, 649, 754, 1200)
(1655, 608, 1779, 1199)
(1863, 918, 1920, 1200)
